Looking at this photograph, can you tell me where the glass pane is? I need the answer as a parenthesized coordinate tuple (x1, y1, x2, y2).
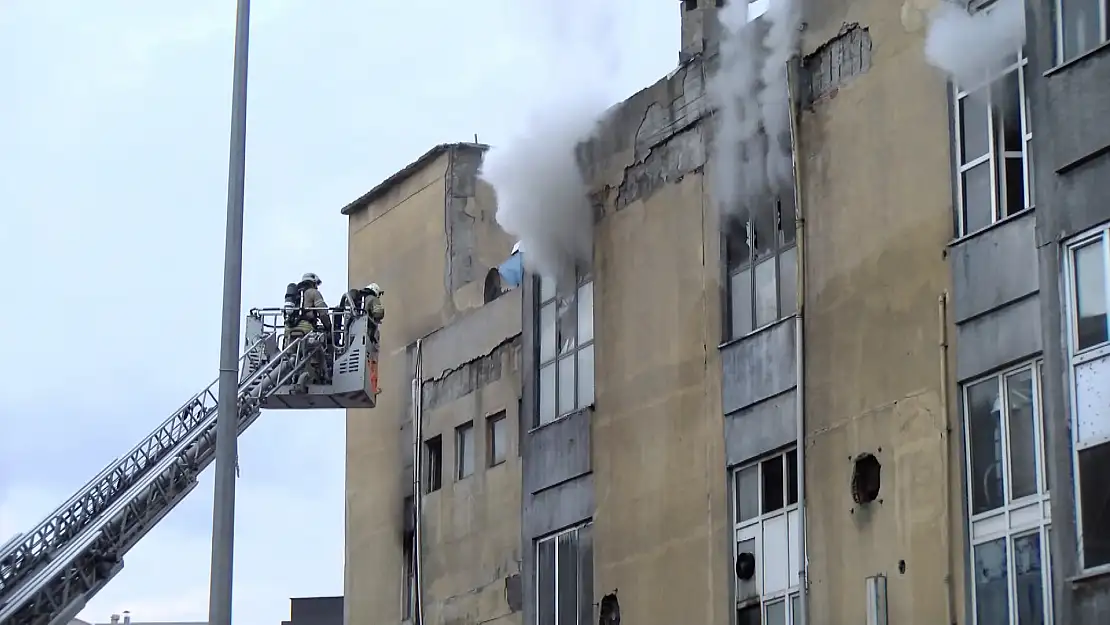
(540, 303, 557, 363)
(754, 256, 777, 328)
(736, 537, 759, 602)
(558, 299, 577, 355)
(457, 425, 474, 478)
(490, 415, 507, 465)
(538, 538, 556, 625)
(1074, 241, 1109, 350)
(791, 595, 800, 624)
(556, 532, 579, 625)
(731, 268, 754, 337)
(967, 378, 1005, 514)
(577, 345, 595, 409)
(577, 525, 594, 625)
(540, 273, 556, 302)
(735, 465, 760, 522)
(1060, 0, 1101, 61)
(962, 161, 993, 234)
(974, 538, 1011, 625)
(1001, 156, 1026, 217)
(1006, 369, 1038, 500)
(779, 246, 797, 318)
(737, 603, 761, 625)
(1078, 443, 1110, 568)
(539, 363, 556, 425)
(762, 455, 785, 513)
(558, 355, 576, 417)
(959, 92, 990, 162)
(725, 219, 751, 270)
(765, 599, 786, 625)
(786, 449, 799, 505)
(1013, 532, 1046, 625)
(577, 282, 594, 344)
(991, 69, 1022, 152)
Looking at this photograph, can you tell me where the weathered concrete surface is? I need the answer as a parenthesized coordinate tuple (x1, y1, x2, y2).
(572, 55, 729, 625)
(344, 143, 519, 625)
(798, 1, 964, 624)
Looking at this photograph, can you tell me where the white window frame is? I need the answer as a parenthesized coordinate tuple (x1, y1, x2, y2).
(534, 522, 593, 625)
(951, 47, 1033, 238)
(536, 273, 595, 426)
(961, 361, 1053, 625)
(1055, 0, 1110, 64)
(724, 197, 798, 341)
(456, 421, 475, 480)
(731, 447, 803, 625)
(1063, 224, 1110, 573)
(487, 411, 508, 467)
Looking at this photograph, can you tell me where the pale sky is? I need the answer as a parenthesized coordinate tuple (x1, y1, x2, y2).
(0, 2, 676, 624)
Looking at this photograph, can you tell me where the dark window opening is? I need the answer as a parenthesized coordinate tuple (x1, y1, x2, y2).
(488, 411, 508, 466)
(1079, 443, 1110, 568)
(737, 603, 762, 625)
(402, 531, 416, 620)
(424, 435, 442, 493)
(851, 452, 882, 504)
(684, 0, 699, 10)
(786, 449, 799, 506)
(761, 455, 785, 513)
(483, 268, 503, 304)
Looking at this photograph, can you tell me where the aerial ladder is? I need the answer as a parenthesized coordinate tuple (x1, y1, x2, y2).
(0, 306, 380, 625)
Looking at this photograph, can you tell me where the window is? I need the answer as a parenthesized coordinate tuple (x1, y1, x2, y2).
(535, 523, 593, 625)
(952, 46, 1033, 237)
(537, 273, 595, 426)
(1065, 226, 1110, 570)
(1056, 0, 1110, 64)
(488, 411, 508, 467)
(456, 422, 475, 479)
(424, 436, 442, 493)
(402, 531, 416, 621)
(962, 362, 1053, 624)
(725, 195, 797, 339)
(732, 448, 802, 625)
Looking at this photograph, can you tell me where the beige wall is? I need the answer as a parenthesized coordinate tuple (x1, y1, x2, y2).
(345, 146, 518, 625)
(798, 0, 965, 623)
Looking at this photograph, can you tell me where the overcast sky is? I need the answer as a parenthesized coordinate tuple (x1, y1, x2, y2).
(0, 2, 676, 624)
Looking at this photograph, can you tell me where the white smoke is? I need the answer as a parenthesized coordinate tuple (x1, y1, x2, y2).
(924, 0, 1026, 89)
(709, 0, 801, 222)
(480, 1, 621, 286)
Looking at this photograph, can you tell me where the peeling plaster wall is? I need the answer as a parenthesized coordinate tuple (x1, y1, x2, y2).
(345, 143, 520, 625)
(797, 1, 961, 624)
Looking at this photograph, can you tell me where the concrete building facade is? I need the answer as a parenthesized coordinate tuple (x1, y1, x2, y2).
(341, 2, 1110, 625)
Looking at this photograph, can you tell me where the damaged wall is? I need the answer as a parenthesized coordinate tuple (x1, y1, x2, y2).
(797, 1, 962, 625)
(344, 143, 519, 625)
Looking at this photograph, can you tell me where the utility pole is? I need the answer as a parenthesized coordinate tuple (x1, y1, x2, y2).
(209, 1, 251, 624)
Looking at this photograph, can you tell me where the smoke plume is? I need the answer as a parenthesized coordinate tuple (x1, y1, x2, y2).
(709, 0, 801, 222)
(480, 0, 622, 286)
(924, 0, 1026, 89)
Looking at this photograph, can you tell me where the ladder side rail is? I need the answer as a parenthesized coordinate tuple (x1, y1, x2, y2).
(0, 335, 271, 595)
(0, 336, 323, 625)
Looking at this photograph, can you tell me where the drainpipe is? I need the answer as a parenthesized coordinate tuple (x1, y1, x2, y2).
(938, 292, 956, 625)
(411, 339, 426, 625)
(786, 58, 808, 625)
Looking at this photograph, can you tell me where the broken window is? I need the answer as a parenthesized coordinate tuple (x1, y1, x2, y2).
(456, 421, 474, 479)
(536, 273, 595, 426)
(1066, 226, 1110, 570)
(424, 435, 442, 493)
(724, 195, 797, 340)
(535, 523, 594, 625)
(952, 48, 1032, 237)
(961, 361, 1053, 624)
(1056, 0, 1109, 63)
(732, 448, 802, 624)
(402, 531, 417, 620)
(487, 411, 508, 467)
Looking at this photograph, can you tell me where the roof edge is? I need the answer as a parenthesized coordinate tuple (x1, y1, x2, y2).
(340, 141, 490, 216)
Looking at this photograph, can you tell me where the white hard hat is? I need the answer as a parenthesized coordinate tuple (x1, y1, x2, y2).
(301, 272, 322, 285)
(363, 282, 383, 296)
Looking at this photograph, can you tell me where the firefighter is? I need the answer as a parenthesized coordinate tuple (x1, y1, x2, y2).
(335, 283, 385, 347)
(286, 272, 332, 393)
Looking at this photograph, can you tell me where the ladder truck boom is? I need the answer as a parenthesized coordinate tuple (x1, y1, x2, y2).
(0, 309, 380, 625)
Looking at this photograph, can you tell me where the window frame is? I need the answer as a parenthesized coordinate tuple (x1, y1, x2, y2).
(723, 197, 798, 341)
(401, 530, 417, 621)
(535, 272, 596, 427)
(951, 47, 1033, 239)
(1054, 0, 1110, 65)
(455, 422, 475, 480)
(424, 435, 442, 494)
(731, 447, 803, 625)
(1063, 224, 1110, 573)
(487, 411, 508, 467)
(534, 522, 594, 625)
(960, 361, 1054, 624)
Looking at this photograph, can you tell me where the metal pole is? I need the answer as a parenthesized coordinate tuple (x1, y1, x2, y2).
(209, 1, 251, 624)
